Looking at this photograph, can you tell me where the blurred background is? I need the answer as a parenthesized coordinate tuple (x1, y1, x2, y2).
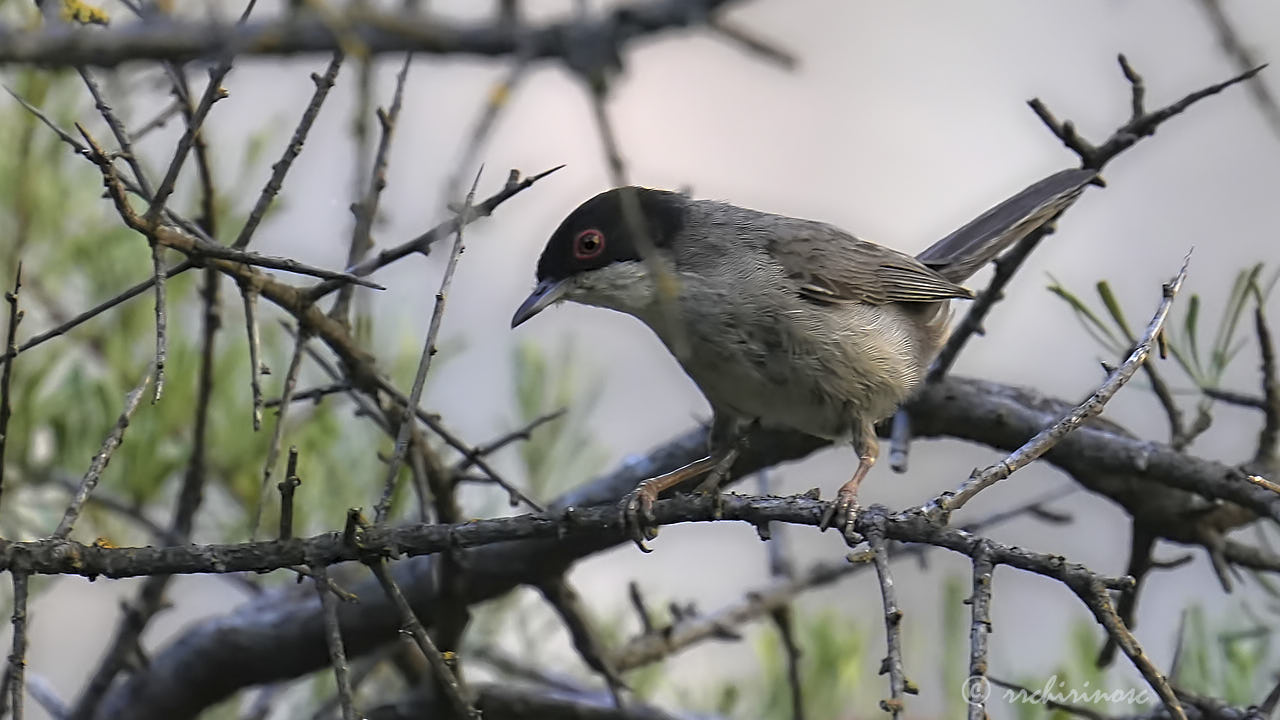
(1, 0, 1279, 717)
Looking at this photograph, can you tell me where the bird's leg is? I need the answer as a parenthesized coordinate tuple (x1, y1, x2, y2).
(692, 419, 755, 497)
(622, 415, 750, 551)
(620, 454, 720, 552)
(820, 422, 879, 540)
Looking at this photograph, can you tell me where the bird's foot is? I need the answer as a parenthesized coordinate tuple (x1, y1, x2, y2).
(819, 488, 864, 545)
(620, 482, 661, 552)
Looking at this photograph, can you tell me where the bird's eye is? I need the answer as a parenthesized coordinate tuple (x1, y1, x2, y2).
(573, 229, 605, 260)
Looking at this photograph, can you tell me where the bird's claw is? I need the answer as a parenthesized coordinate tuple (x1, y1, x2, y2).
(819, 489, 863, 545)
(621, 483, 661, 552)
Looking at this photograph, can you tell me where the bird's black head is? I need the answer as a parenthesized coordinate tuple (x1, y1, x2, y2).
(535, 186, 687, 282)
(512, 187, 687, 327)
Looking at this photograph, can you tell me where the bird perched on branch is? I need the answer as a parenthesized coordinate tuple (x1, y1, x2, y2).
(512, 168, 1096, 548)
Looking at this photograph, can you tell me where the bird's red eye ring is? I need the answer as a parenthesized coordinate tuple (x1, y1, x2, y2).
(573, 229, 605, 260)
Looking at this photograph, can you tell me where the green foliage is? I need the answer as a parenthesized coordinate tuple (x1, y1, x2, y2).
(1048, 263, 1276, 449)
(0, 67, 370, 544)
(511, 339, 607, 501)
(940, 574, 969, 718)
(723, 609, 868, 720)
(1050, 264, 1276, 391)
(1174, 605, 1274, 706)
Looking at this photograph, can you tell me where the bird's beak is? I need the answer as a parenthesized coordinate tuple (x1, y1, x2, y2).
(511, 278, 569, 328)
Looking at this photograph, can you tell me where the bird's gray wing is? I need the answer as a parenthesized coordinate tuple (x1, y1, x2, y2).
(916, 168, 1096, 283)
(768, 227, 974, 306)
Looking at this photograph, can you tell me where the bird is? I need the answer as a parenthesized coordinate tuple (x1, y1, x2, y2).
(511, 168, 1096, 547)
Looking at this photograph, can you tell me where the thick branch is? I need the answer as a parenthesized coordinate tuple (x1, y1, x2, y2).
(0, 0, 738, 67)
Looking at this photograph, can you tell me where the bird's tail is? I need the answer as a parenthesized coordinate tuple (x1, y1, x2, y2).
(916, 168, 1097, 283)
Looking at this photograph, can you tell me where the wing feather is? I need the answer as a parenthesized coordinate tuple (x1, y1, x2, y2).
(770, 228, 973, 306)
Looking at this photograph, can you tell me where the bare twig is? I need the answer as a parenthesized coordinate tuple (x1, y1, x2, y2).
(131, 99, 182, 140)
(154, 242, 386, 287)
(331, 52, 411, 325)
(242, 287, 265, 431)
(887, 410, 911, 473)
(69, 265, 222, 719)
(771, 605, 804, 720)
(706, 15, 796, 70)
(471, 647, 588, 695)
(1250, 287, 1278, 469)
(1069, 579, 1185, 720)
(7, 570, 28, 720)
(145, 0, 258, 219)
(445, 52, 530, 202)
(931, 58, 1262, 390)
(452, 408, 565, 474)
(627, 581, 654, 636)
(279, 447, 301, 540)
(757, 471, 803, 720)
(325, 164, 564, 297)
(0, 260, 194, 366)
(374, 169, 480, 524)
(966, 542, 995, 720)
(265, 382, 352, 409)
(611, 490, 1081, 670)
(1029, 55, 1265, 171)
(233, 52, 344, 249)
(925, 254, 1189, 519)
(1097, 525, 1156, 667)
(251, 330, 309, 539)
(77, 67, 154, 198)
(0, 0, 739, 67)
(308, 650, 390, 720)
(314, 565, 357, 720)
(0, 264, 21, 508)
(986, 677, 1107, 720)
(0, 493, 1134, 583)
(376, 379, 543, 512)
(52, 365, 153, 539)
(149, 241, 167, 403)
(1193, 0, 1280, 139)
(538, 576, 626, 707)
(866, 510, 908, 719)
(1203, 387, 1268, 410)
(367, 558, 478, 718)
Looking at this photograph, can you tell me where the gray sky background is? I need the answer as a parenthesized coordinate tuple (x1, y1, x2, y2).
(13, 1, 1280, 718)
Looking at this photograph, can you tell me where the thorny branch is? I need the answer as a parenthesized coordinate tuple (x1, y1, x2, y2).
(251, 329, 310, 540)
(375, 170, 480, 524)
(0, 264, 21, 508)
(0, 0, 742, 67)
(966, 543, 995, 720)
(52, 365, 153, 540)
(866, 510, 910, 718)
(1250, 286, 1279, 470)
(233, 52, 345, 250)
(330, 52, 411, 326)
(7, 570, 28, 720)
(0, 4, 1271, 719)
(924, 254, 1190, 520)
(68, 263, 224, 720)
(0, 494, 1143, 585)
(903, 54, 1260, 470)
(367, 558, 478, 718)
(314, 565, 358, 720)
(613, 486, 1078, 672)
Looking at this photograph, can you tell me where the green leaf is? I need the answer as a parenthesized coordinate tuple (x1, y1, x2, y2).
(1096, 280, 1136, 341)
(1046, 278, 1124, 354)
(1184, 293, 1203, 377)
